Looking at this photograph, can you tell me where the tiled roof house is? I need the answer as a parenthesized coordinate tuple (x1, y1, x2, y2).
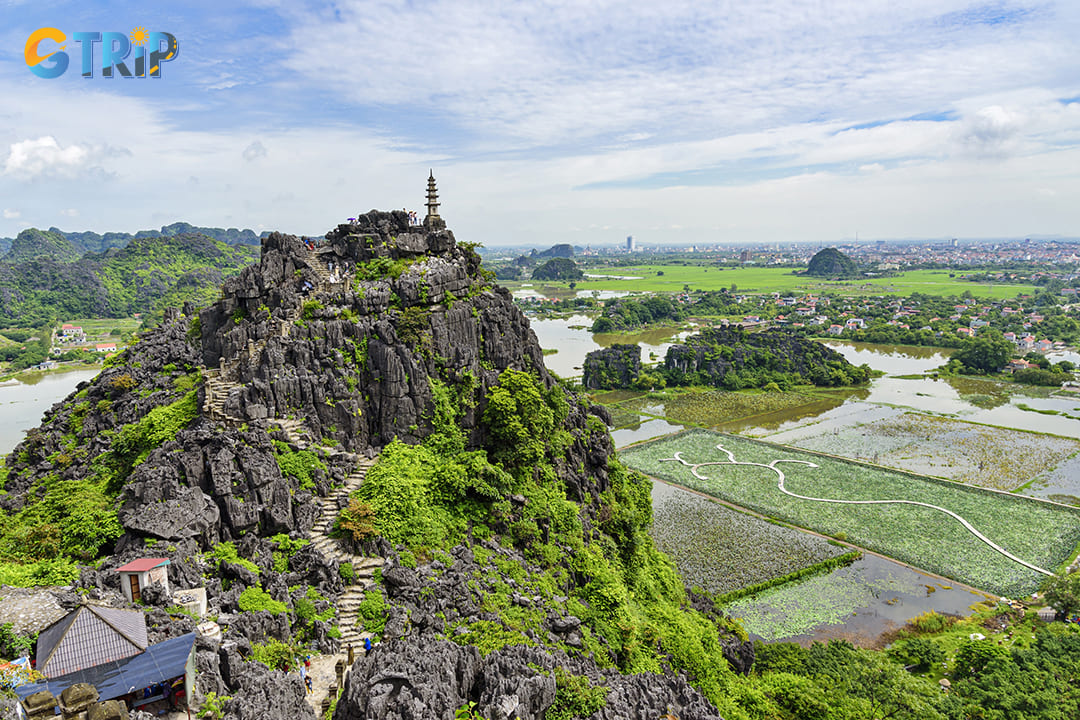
(35, 605, 148, 678)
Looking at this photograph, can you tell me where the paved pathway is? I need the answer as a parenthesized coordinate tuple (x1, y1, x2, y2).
(663, 443, 1054, 577)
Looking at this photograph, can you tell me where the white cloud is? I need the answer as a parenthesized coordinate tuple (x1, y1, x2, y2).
(2, 208, 20, 219)
(60, 208, 79, 217)
(3, 137, 90, 179)
(956, 105, 1028, 156)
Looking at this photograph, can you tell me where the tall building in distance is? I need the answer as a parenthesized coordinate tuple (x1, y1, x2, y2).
(626, 235, 636, 253)
(740, 249, 751, 263)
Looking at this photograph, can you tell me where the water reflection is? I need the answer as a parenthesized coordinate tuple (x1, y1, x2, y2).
(0, 368, 100, 455)
(612, 417, 686, 448)
(529, 315, 690, 378)
(726, 553, 990, 648)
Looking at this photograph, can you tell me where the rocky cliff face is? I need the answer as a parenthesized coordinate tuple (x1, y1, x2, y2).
(198, 212, 547, 451)
(4, 210, 738, 720)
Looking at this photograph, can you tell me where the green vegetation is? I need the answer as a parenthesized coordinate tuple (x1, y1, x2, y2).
(608, 386, 827, 430)
(1041, 571, 1080, 616)
(355, 589, 387, 639)
(531, 258, 583, 281)
(661, 328, 873, 391)
(111, 390, 199, 470)
(651, 483, 850, 595)
(512, 265, 1038, 299)
(940, 331, 1015, 374)
(270, 534, 309, 573)
(272, 441, 326, 491)
(622, 430, 1080, 595)
(238, 585, 288, 615)
(210, 541, 260, 576)
(196, 691, 231, 719)
(342, 370, 756, 714)
(249, 637, 300, 669)
(544, 668, 608, 720)
(0, 232, 257, 327)
(0, 622, 38, 658)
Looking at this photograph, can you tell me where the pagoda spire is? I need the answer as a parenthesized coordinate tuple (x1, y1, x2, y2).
(425, 170, 441, 222)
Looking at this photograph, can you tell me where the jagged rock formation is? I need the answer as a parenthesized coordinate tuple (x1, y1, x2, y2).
(198, 214, 546, 451)
(4, 209, 736, 720)
(582, 344, 641, 390)
(336, 638, 723, 720)
(664, 326, 867, 387)
(333, 542, 728, 720)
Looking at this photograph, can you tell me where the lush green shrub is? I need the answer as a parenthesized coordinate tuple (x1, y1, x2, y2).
(545, 668, 608, 720)
(356, 589, 387, 639)
(270, 534, 309, 573)
(0, 622, 37, 658)
(210, 542, 260, 575)
(238, 585, 288, 615)
(272, 442, 325, 491)
(0, 558, 79, 587)
(482, 369, 567, 466)
(196, 691, 229, 719)
(112, 390, 199, 465)
(249, 638, 298, 670)
(339, 560, 355, 584)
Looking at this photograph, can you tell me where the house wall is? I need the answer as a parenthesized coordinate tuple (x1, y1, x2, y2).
(148, 567, 170, 595)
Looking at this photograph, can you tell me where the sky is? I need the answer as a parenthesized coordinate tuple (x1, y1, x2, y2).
(3, 0, 1080, 247)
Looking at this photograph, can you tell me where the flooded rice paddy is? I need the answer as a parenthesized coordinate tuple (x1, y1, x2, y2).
(724, 552, 990, 646)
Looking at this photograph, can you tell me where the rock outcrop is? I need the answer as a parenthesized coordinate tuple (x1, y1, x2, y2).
(582, 344, 642, 390)
(3, 209, 738, 720)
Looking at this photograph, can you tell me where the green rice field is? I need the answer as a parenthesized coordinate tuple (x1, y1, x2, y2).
(622, 429, 1080, 596)
(512, 265, 1037, 300)
(650, 481, 849, 595)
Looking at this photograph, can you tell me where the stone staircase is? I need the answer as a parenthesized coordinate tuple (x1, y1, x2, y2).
(202, 243, 380, 713)
(202, 369, 245, 423)
(306, 457, 384, 679)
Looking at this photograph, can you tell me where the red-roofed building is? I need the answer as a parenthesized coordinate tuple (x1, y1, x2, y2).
(115, 558, 170, 604)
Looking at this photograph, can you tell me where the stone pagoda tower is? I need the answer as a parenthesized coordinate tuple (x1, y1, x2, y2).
(424, 170, 445, 229)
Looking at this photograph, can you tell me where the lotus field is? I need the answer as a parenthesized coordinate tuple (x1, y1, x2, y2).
(650, 482, 849, 595)
(622, 429, 1080, 596)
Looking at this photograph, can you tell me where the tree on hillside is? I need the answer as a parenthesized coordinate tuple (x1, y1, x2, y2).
(1041, 571, 1080, 616)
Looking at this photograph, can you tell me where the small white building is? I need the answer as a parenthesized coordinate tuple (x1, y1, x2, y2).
(115, 558, 170, 604)
(1037, 606, 1058, 622)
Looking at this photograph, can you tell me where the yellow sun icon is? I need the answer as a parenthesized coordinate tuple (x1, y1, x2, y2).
(130, 27, 149, 46)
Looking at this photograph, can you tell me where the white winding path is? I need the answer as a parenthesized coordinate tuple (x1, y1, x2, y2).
(661, 443, 1054, 577)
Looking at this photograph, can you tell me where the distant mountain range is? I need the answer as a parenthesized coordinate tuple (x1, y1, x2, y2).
(0, 222, 267, 257)
(0, 229, 260, 327)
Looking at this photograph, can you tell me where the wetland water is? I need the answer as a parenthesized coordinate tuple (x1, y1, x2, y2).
(726, 551, 990, 647)
(0, 368, 99, 456)
(519, 321, 1077, 640)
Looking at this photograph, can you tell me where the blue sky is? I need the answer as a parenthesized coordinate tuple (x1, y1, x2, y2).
(3, 0, 1080, 246)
